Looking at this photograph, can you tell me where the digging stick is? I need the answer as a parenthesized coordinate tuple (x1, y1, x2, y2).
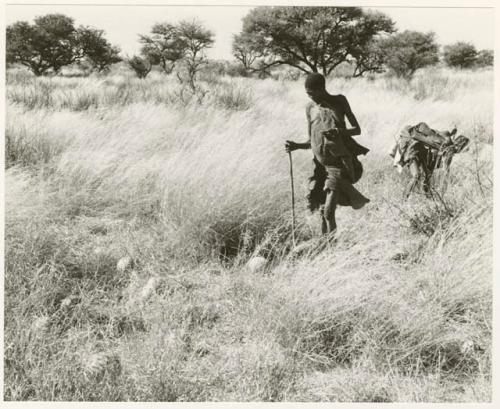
(288, 151, 296, 247)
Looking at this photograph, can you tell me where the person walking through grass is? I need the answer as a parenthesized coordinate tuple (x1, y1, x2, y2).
(285, 73, 370, 235)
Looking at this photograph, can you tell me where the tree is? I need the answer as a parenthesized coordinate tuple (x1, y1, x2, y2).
(475, 49, 493, 68)
(232, 32, 266, 72)
(77, 27, 121, 72)
(233, 6, 394, 76)
(175, 20, 214, 89)
(7, 14, 79, 75)
(380, 30, 439, 79)
(443, 42, 477, 69)
(127, 55, 152, 78)
(6, 13, 121, 75)
(137, 19, 213, 89)
(139, 23, 185, 74)
(350, 38, 387, 77)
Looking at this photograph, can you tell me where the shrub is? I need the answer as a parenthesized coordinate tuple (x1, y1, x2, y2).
(443, 42, 478, 69)
(127, 56, 152, 78)
(475, 49, 493, 68)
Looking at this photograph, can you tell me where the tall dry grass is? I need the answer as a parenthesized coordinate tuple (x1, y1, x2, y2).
(4, 67, 493, 401)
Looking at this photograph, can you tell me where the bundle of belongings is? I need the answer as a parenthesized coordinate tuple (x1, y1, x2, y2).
(389, 122, 470, 174)
(306, 136, 368, 213)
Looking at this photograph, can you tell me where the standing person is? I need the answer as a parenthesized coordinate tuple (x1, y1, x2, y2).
(285, 73, 370, 235)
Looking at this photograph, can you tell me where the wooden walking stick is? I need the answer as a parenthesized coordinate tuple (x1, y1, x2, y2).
(288, 151, 296, 247)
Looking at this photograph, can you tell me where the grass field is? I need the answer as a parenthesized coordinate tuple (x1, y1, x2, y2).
(4, 66, 493, 401)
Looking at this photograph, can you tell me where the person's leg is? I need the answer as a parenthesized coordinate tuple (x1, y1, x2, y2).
(423, 169, 432, 197)
(319, 205, 327, 234)
(323, 189, 337, 234)
(406, 160, 421, 198)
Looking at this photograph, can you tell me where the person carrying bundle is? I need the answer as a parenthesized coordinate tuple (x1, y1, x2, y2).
(285, 73, 370, 235)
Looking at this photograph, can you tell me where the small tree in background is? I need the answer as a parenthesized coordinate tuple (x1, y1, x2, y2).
(139, 23, 185, 74)
(137, 19, 213, 89)
(443, 42, 477, 69)
(175, 20, 214, 90)
(127, 55, 152, 78)
(77, 26, 121, 72)
(232, 32, 266, 74)
(349, 38, 387, 77)
(381, 30, 439, 79)
(475, 49, 494, 68)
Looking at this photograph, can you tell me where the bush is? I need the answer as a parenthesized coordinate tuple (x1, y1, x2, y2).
(225, 62, 251, 78)
(475, 50, 493, 68)
(127, 56, 152, 78)
(443, 42, 477, 69)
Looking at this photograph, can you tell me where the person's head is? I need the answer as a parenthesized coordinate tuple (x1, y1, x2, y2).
(305, 72, 327, 102)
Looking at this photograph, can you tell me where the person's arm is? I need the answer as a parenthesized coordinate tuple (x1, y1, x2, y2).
(285, 106, 312, 152)
(339, 95, 361, 138)
(286, 141, 311, 151)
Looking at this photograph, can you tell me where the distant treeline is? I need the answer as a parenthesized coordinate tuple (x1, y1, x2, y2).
(7, 7, 493, 81)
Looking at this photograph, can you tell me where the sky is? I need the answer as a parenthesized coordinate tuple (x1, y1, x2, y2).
(5, 4, 495, 60)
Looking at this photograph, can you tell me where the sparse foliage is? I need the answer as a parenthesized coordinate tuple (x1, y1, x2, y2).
(233, 7, 394, 76)
(443, 42, 478, 69)
(138, 19, 214, 89)
(139, 23, 185, 74)
(232, 32, 268, 74)
(380, 30, 439, 79)
(175, 20, 215, 90)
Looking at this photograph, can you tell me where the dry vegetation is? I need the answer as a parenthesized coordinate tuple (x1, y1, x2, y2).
(4, 65, 493, 401)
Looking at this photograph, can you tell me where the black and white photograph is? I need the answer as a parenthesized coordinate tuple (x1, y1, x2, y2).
(1, 0, 496, 403)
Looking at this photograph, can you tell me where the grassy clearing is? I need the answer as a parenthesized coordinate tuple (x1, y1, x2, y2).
(4, 67, 493, 401)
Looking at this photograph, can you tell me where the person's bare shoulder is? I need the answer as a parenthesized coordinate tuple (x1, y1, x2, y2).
(337, 93, 349, 103)
(336, 94, 351, 111)
(322, 93, 344, 109)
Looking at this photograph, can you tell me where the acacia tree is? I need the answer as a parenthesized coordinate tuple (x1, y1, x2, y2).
(137, 19, 213, 89)
(349, 39, 387, 77)
(7, 14, 121, 75)
(380, 30, 439, 79)
(176, 20, 214, 89)
(443, 42, 477, 69)
(7, 14, 79, 75)
(232, 6, 394, 76)
(77, 27, 121, 72)
(139, 23, 185, 74)
(232, 32, 266, 72)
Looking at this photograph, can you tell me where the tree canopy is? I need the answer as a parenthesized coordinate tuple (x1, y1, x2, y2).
(7, 13, 121, 75)
(139, 23, 185, 74)
(139, 19, 214, 88)
(380, 30, 439, 79)
(77, 27, 121, 72)
(232, 6, 394, 76)
(443, 42, 478, 69)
